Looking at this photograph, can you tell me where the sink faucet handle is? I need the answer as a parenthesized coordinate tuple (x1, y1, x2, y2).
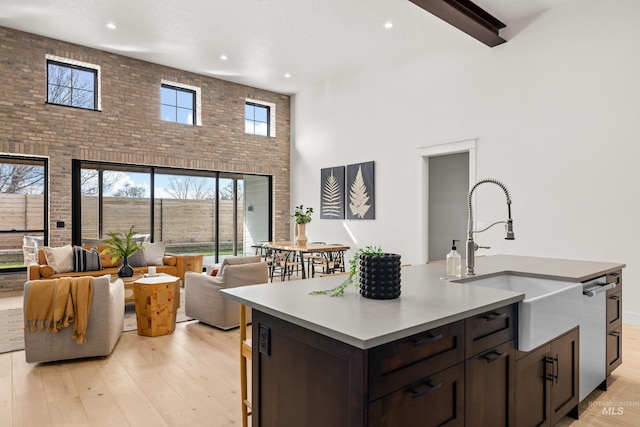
(476, 244, 491, 250)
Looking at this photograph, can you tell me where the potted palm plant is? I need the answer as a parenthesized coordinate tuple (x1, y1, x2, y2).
(100, 226, 144, 277)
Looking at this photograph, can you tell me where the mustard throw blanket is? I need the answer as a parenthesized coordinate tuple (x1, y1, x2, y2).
(24, 276, 94, 344)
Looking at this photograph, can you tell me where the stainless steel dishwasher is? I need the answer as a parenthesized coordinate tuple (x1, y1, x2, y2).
(580, 275, 618, 401)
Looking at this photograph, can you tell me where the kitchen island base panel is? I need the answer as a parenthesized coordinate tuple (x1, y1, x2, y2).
(253, 310, 366, 426)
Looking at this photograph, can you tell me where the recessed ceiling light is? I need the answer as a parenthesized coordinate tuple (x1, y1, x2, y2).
(384, 21, 393, 29)
(220, 54, 228, 60)
(284, 73, 291, 78)
(106, 22, 117, 30)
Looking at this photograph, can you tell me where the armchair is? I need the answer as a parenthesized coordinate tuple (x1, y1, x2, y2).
(184, 256, 268, 330)
(23, 275, 124, 363)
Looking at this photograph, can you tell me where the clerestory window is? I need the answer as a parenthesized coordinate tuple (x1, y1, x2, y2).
(47, 60, 98, 110)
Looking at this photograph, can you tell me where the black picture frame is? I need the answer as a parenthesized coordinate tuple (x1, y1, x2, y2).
(346, 161, 375, 220)
(320, 166, 345, 219)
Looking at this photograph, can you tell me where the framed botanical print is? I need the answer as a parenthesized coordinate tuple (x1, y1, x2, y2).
(346, 161, 375, 220)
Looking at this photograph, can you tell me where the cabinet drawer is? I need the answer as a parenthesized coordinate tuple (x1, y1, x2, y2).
(368, 362, 465, 427)
(606, 271, 622, 291)
(465, 304, 516, 359)
(368, 320, 464, 401)
(607, 326, 622, 375)
(607, 290, 622, 330)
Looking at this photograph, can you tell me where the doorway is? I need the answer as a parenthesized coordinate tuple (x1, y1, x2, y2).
(416, 139, 476, 263)
(428, 153, 469, 262)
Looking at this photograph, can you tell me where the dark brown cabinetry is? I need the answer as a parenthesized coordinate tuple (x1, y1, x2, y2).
(514, 327, 579, 427)
(606, 271, 622, 376)
(252, 304, 516, 427)
(465, 340, 515, 427)
(465, 304, 516, 427)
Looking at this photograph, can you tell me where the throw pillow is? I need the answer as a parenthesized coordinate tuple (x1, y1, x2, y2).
(128, 250, 147, 267)
(43, 245, 74, 274)
(39, 265, 54, 278)
(142, 242, 166, 266)
(73, 246, 102, 272)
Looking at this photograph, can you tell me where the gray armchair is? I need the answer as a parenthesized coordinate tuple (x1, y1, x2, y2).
(24, 274, 124, 363)
(184, 256, 268, 330)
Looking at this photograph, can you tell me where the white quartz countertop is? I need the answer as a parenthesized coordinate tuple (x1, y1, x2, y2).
(221, 255, 625, 349)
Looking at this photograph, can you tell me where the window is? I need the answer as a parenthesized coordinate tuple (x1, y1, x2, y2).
(0, 156, 48, 272)
(47, 60, 98, 110)
(161, 84, 196, 125)
(73, 161, 272, 265)
(245, 102, 270, 136)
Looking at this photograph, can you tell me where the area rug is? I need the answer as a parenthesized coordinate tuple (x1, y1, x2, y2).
(0, 289, 193, 354)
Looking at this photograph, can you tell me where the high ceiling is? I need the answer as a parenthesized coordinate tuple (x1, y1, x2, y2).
(0, 0, 570, 94)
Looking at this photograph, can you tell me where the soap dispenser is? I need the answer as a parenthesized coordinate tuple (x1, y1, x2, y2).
(446, 239, 462, 279)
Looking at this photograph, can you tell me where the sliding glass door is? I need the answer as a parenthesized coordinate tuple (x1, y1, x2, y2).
(73, 161, 271, 266)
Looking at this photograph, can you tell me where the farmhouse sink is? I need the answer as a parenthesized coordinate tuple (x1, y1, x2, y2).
(464, 275, 582, 351)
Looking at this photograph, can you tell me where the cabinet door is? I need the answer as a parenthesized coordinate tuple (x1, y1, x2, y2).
(550, 328, 579, 426)
(607, 326, 622, 375)
(515, 344, 551, 427)
(606, 290, 622, 330)
(466, 340, 515, 427)
(368, 362, 465, 427)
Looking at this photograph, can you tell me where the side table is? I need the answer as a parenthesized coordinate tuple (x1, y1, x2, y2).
(111, 273, 143, 304)
(178, 253, 204, 286)
(133, 274, 180, 337)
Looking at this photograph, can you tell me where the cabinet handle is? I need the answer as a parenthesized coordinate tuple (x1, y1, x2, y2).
(609, 331, 621, 337)
(545, 356, 554, 382)
(412, 333, 443, 347)
(609, 295, 620, 301)
(481, 311, 507, 322)
(409, 381, 442, 399)
(481, 350, 507, 363)
(545, 356, 558, 383)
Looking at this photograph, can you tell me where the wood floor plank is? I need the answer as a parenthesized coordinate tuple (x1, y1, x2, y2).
(68, 362, 128, 427)
(0, 352, 13, 426)
(120, 328, 240, 426)
(41, 369, 91, 426)
(11, 351, 52, 427)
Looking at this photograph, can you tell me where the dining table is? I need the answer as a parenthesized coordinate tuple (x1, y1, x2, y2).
(252, 241, 350, 279)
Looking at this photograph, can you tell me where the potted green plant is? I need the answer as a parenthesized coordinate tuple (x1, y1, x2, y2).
(310, 245, 402, 299)
(291, 205, 313, 246)
(100, 226, 144, 278)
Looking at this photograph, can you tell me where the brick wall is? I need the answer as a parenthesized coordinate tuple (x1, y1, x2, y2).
(0, 26, 291, 291)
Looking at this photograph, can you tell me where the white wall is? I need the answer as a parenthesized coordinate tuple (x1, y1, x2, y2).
(291, 0, 640, 323)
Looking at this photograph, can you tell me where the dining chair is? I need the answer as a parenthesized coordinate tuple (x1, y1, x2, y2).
(328, 247, 346, 274)
(279, 250, 303, 280)
(307, 242, 327, 278)
(239, 304, 252, 427)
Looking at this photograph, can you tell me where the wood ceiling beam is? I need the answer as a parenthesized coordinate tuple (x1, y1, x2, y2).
(409, 0, 506, 47)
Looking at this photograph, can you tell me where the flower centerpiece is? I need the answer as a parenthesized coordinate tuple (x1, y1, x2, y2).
(291, 204, 313, 246)
(100, 226, 144, 278)
(310, 245, 402, 299)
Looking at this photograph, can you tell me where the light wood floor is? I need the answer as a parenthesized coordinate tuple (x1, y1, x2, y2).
(1, 290, 640, 426)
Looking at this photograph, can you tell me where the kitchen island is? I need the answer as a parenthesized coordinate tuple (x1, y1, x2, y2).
(222, 255, 625, 426)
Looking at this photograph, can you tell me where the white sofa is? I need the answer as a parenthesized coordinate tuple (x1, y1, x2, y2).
(23, 275, 124, 363)
(185, 256, 268, 330)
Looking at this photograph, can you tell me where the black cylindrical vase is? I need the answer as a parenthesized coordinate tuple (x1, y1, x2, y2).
(358, 253, 401, 299)
(118, 256, 134, 278)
